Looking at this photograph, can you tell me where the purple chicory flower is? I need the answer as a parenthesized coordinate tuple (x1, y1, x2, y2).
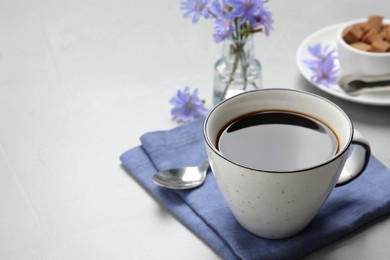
(180, 0, 273, 41)
(310, 56, 339, 87)
(209, 0, 226, 17)
(305, 43, 336, 68)
(304, 43, 339, 87)
(180, 0, 212, 24)
(210, 0, 235, 42)
(213, 14, 235, 42)
(252, 5, 273, 36)
(307, 43, 335, 59)
(170, 87, 209, 123)
(226, 0, 265, 25)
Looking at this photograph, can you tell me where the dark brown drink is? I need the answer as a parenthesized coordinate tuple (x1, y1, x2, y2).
(217, 110, 339, 171)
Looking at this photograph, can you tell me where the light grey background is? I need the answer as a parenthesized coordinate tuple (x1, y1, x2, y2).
(1, 0, 390, 259)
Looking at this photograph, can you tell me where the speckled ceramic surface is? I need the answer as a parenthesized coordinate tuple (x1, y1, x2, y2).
(204, 89, 370, 239)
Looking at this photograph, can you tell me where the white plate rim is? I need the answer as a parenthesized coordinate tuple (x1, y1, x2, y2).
(296, 22, 390, 106)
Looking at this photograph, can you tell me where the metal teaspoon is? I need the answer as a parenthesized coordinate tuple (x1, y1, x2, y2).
(339, 74, 390, 96)
(152, 161, 210, 190)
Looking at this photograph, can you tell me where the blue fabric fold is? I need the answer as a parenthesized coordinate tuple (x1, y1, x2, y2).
(120, 119, 390, 260)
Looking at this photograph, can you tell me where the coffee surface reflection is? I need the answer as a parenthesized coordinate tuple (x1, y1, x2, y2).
(217, 110, 339, 171)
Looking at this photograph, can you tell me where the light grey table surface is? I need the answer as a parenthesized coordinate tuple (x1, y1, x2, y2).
(1, 0, 390, 259)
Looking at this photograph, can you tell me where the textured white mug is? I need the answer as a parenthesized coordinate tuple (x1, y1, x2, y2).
(203, 89, 370, 239)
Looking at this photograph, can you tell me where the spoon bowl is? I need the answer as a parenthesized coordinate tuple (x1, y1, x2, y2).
(152, 161, 210, 190)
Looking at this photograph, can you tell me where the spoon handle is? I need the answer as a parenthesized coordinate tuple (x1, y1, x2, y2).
(364, 80, 390, 88)
(339, 74, 390, 95)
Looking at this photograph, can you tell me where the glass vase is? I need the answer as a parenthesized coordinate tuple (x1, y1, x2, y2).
(213, 35, 262, 105)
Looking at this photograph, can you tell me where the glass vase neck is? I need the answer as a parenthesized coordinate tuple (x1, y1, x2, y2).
(213, 34, 262, 105)
(222, 35, 255, 62)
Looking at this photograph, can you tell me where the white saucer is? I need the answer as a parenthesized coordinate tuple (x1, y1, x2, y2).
(296, 22, 390, 106)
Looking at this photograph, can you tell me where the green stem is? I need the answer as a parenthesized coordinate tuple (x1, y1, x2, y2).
(221, 45, 240, 100)
(240, 47, 249, 90)
(220, 19, 254, 100)
(220, 40, 251, 100)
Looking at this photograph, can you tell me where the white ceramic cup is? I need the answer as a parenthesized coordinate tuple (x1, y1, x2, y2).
(337, 18, 390, 76)
(203, 89, 371, 239)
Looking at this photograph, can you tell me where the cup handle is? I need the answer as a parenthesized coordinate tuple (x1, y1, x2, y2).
(336, 129, 371, 186)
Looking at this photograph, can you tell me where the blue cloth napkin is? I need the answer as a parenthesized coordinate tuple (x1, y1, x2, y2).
(120, 119, 390, 260)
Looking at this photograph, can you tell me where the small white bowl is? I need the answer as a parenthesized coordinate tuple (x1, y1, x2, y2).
(337, 18, 390, 76)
